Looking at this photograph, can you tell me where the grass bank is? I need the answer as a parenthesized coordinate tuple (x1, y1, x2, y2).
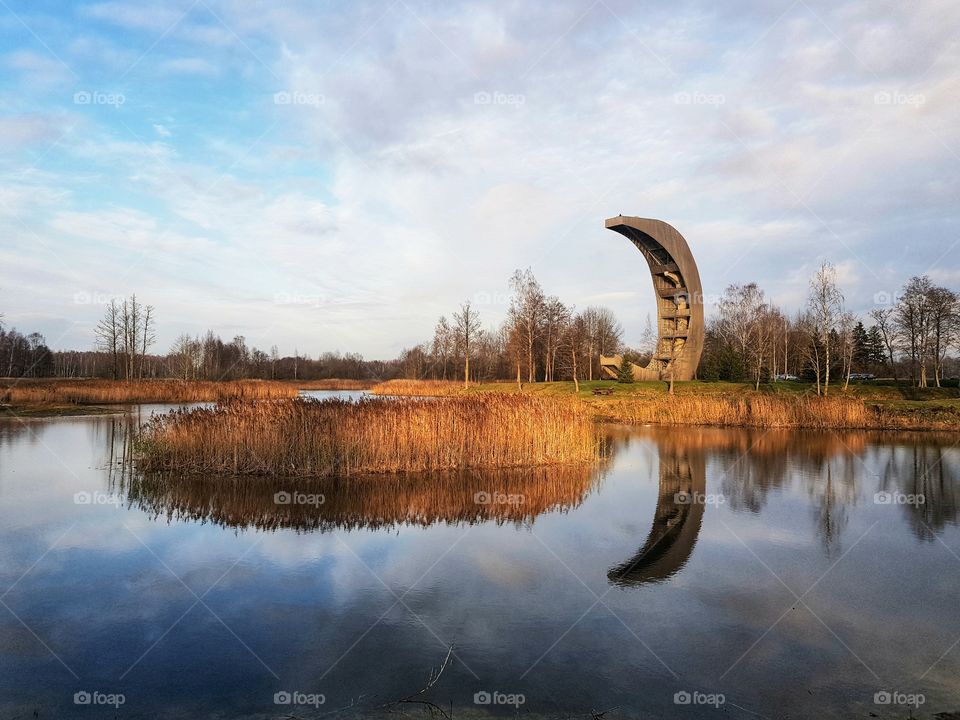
(137, 395, 602, 477)
(369, 379, 465, 396)
(1, 378, 301, 406)
(368, 378, 960, 430)
(293, 378, 374, 390)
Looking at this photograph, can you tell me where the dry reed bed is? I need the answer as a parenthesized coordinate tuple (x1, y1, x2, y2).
(593, 393, 949, 430)
(368, 379, 465, 396)
(137, 394, 601, 477)
(1, 379, 300, 405)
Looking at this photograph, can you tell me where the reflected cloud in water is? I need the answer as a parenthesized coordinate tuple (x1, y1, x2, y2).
(1, 411, 959, 718)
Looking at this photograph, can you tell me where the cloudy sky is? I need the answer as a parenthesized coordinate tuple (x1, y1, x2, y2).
(0, 0, 957, 357)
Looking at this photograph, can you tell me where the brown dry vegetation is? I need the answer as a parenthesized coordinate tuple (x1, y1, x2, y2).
(137, 394, 602, 477)
(370, 379, 959, 430)
(0, 378, 299, 405)
(591, 393, 955, 430)
(368, 379, 466, 396)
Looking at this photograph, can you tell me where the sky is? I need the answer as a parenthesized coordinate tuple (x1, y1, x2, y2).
(0, 0, 957, 358)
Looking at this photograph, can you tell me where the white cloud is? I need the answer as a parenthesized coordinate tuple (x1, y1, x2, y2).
(0, 0, 958, 355)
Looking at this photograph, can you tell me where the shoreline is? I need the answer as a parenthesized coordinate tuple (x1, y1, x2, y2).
(3, 377, 958, 430)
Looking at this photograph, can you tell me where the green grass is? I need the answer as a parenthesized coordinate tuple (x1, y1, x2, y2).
(1, 403, 122, 418)
(461, 378, 960, 401)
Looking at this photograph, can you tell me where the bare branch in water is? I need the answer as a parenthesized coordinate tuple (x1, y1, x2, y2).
(383, 646, 456, 719)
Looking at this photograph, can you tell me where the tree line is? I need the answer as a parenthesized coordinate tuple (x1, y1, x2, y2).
(396, 268, 624, 388)
(2, 269, 957, 388)
(700, 265, 959, 391)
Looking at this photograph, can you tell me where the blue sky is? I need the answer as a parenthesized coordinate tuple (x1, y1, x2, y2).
(0, 0, 957, 357)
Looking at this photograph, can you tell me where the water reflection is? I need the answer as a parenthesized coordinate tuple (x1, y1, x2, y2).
(875, 437, 960, 540)
(608, 430, 705, 586)
(104, 414, 959, 561)
(119, 464, 604, 532)
(2, 411, 960, 718)
(609, 427, 959, 577)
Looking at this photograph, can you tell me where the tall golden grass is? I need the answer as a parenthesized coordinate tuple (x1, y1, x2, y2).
(593, 393, 922, 429)
(137, 394, 602, 476)
(1, 379, 299, 405)
(368, 379, 465, 396)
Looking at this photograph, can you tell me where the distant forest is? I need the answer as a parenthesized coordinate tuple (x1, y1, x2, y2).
(2, 266, 957, 388)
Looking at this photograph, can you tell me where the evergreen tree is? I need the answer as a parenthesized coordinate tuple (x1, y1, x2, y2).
(866, 325, 886, 370)
(852, 321, 870, 370)
(617, 352, 635, 383)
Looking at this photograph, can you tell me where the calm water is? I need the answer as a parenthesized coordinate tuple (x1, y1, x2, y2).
(1, 397, 958, 718)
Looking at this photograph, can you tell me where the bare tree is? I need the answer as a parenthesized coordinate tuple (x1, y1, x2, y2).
(715, 283, 776, 389)
(638, 313, 657, 365)
(95, 299, 122, 379)
(895, 276, 933, 387)
(508, 268, 546, 382)
(838, 311, 856, 391)
(505, 320, 525, 389)
(140, 303, 156, 378)
(559, 313, 588, 393)
(431, 316, 454, 380)
(928, 286, 958, 387)
(580, 307, 599, 381)
(806, 263, 844, 395)
(797, 311, 823, 392)
(868, 307, 900, 380)
(541, 297, 569, 382)
(453, 300, 481, 387)
(171, 334, 198, 379)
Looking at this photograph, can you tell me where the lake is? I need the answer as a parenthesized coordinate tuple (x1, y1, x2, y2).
(1, 393, 958, 718)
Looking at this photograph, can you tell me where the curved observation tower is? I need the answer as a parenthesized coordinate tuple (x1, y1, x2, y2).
(599, 216, 704, 381)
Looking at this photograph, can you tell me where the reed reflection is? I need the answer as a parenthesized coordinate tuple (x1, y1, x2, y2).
(102, 411, 958, 549)
(117, 465, 602, 532)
